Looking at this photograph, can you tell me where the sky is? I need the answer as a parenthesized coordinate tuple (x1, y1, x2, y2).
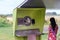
(0, 0, 24, 15)
(0, 0, 60, 15)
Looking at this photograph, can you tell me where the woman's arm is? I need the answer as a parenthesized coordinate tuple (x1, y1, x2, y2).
(55, 25, 58, 34)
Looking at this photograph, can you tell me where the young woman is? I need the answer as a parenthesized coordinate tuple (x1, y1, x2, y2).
(48, 17, 58, 40)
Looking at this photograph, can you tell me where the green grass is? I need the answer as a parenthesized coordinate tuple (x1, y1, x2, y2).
(0, 26, 14, 40)
(0, 22, 11, 27)
(0, 17, 14, 40)
(0, 26, 47, 40)
(0, 26, 60, 40)
(41, 34, 48, 40)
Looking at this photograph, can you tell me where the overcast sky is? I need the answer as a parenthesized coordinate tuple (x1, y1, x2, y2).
(0, 0, 60, 15)
(0, 0, 24, 15)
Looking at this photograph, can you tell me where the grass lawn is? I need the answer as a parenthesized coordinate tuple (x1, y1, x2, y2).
(0, 26, 48, 40)
(0, 26, 14, 40)
(41, 34, 48, 40)
(0, 26, 60, 40)
(0, 27, 47, 40)
(0, 16, 14, 40)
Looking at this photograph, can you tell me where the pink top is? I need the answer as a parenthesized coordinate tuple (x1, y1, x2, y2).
(48, 25, 58, 40)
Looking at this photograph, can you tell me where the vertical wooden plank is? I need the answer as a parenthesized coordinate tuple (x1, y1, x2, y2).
(28, 34, 36, 40)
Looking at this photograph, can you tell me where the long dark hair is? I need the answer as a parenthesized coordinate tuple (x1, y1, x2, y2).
(50, 17, 56, 31)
